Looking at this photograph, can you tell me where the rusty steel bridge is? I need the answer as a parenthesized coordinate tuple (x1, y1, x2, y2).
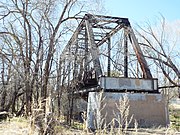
(59, 14, 158, 97)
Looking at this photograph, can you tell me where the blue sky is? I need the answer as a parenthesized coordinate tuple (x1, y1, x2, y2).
(105, 0, 180, 24)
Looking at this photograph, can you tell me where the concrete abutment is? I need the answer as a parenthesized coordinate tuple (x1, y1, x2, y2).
(86, 92, 169, 129)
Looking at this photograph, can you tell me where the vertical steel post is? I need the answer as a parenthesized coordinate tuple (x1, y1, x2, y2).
(73, 37, 78, 79)
(84, 29, 88, 71)
(178, 77, 180, 98)
(107, 38, 111, 77)
(124, 31, 128, 77)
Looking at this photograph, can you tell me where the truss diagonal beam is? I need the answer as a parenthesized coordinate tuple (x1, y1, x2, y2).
(85, 19, 102, 77)
(127, 27, 152, 78)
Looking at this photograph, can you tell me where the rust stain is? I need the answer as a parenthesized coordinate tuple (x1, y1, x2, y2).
(135, 79, 140, 86)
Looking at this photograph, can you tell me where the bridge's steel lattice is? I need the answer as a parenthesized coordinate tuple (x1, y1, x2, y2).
(59, 14, 154, 96)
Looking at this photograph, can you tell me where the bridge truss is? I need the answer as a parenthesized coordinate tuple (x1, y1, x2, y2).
(59, 14, 157, 96)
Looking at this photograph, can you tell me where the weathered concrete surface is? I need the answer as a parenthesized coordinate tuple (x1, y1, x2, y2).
(87, 92, 169, 129)
(99, 77, 158, 91)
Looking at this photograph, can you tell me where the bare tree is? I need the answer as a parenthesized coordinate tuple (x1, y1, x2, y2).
(0, 0, 105, 119)
(136, 17, 180, 97)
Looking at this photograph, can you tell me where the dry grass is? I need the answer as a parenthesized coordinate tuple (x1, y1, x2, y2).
(0, 98, 180, 135)
(169, 104, 180, 132)
(0, 117, 38, 135)
(0, 118, 180, 135)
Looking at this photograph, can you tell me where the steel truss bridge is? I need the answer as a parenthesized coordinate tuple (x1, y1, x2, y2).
(59, 14, 158, 98)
